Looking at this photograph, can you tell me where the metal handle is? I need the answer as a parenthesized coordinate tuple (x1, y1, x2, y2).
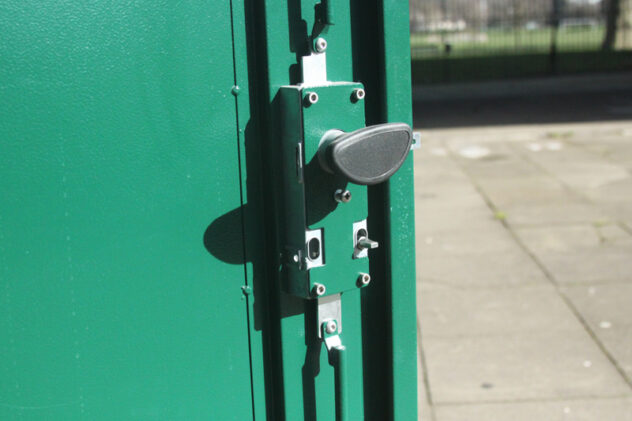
(330, 345, 348, 421)
(318, 123, 413, 185)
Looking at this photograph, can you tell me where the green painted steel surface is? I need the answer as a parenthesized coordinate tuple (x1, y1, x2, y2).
(247, 1, 418, 420)
(1, 2, 254, 420)
(1, 1, 416, 420)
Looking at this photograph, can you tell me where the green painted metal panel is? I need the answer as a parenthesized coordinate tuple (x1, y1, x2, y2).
(1, 2, 254, 420)
(1, 0, 417, 419)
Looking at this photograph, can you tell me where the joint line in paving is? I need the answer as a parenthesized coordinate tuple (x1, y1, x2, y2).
(418, 317, 438, 421)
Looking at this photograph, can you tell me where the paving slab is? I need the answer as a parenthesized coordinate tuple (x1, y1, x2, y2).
(515, 225, 632, 284)
(594, 326, 632, 382)
(501, 202, 610, 227)
(572, 138, 632, 173)
(524, 151, 630, 193)
(434, 398, 632, 421)
(562, 283, 632, 330)
(583, 178, 632, 221)
(415, 117, 632, 419)
(417, 248, 548, 289)
(456, 154, 540, 180)
(415, 200, 496, 234)
(474, 176, 581, 209)
(417, 224, 526, 257)
(563, 283, 632, 381)
(424, 330, 631, 404)
(418, 285, 581, 337)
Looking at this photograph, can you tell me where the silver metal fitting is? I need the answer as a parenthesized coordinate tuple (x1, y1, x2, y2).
(357, 237, 379, 250)
(325, 320, 337, 334)
(314, 37, 328, 53)
(352, 88, 366, 102)
(357, 273, 371, 287)
(312, 283, 326, 297)
(334, 189, 352, 203)
(304, 92, 319, 106)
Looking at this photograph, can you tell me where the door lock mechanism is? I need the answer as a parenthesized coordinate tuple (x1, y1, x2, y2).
(277, 84, 413, 298)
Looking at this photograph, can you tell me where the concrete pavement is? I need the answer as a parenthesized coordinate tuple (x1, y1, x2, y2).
(415, 120, 632, 420)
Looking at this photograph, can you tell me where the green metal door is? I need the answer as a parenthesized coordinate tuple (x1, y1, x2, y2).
(1, 1, 417, 420)
(1, 2, 254, 420)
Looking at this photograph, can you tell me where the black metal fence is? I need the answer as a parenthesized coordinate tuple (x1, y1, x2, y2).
(410, 0, 632, 83)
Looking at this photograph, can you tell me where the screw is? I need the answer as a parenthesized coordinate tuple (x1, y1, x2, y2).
(352, 88, 366, 102)
(312, 283, 326, 297)
(334, 189, 352, 203)
(357, 273, 371, 287)
(304, 92, 319, 106)
(314, 37, 328, 53)
(325, 320, 337, 334)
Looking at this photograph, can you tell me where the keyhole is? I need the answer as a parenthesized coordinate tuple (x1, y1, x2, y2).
(308, 238, 321, 260)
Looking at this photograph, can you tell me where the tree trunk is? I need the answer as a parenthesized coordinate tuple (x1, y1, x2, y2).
(615, 0, 632, 49)
(603, 0, 621, 50)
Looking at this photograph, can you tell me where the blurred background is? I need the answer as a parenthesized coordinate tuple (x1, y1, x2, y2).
(410, 0, 632, 84)
(410, 0, 632, 420)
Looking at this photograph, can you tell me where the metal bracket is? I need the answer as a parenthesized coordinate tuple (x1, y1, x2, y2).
(412, 131, 422, 150)
(302, 53, 327, 86)
(317, 293, 341, 339)
(317, 293, 348, 421)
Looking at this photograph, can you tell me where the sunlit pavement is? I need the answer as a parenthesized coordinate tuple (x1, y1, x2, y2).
(414, 117, 632, 420)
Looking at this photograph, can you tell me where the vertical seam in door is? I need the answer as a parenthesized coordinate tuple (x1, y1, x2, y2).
(228, 0, 257, 419)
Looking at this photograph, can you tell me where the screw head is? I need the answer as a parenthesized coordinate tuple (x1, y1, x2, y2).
(334, 189, 352, 203)
(304, 92, 319, 106)
(312, 283, 326, 297)
(357, 273, 371, 287)
(314, 37, 328, 53)
(352, 88, 366, 102)
(325, 320, 337, 334)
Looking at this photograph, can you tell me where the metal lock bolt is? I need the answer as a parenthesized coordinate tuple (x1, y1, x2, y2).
(312, 283, 326, 297)
(334, 189, 352, 203)
(356, 229, 379, 251)
(357, 273, 371, 287)
(314, 37, 328, 53)
(352, 88, 366, 102)
(304, 92, 319, 106)
(325, 320, 338, 334)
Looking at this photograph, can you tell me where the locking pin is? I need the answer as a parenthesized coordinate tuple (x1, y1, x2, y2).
(353, 220, 379, 259)
(357, 236, 378, 250)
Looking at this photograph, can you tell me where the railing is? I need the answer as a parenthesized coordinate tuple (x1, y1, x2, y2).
(410, 0, 632, 83)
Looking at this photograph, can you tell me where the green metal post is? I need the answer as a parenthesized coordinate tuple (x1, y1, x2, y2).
(332, 346, 349, 421)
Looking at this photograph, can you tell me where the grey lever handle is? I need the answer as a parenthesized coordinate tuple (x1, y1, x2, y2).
(318, 123, 413, 185)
